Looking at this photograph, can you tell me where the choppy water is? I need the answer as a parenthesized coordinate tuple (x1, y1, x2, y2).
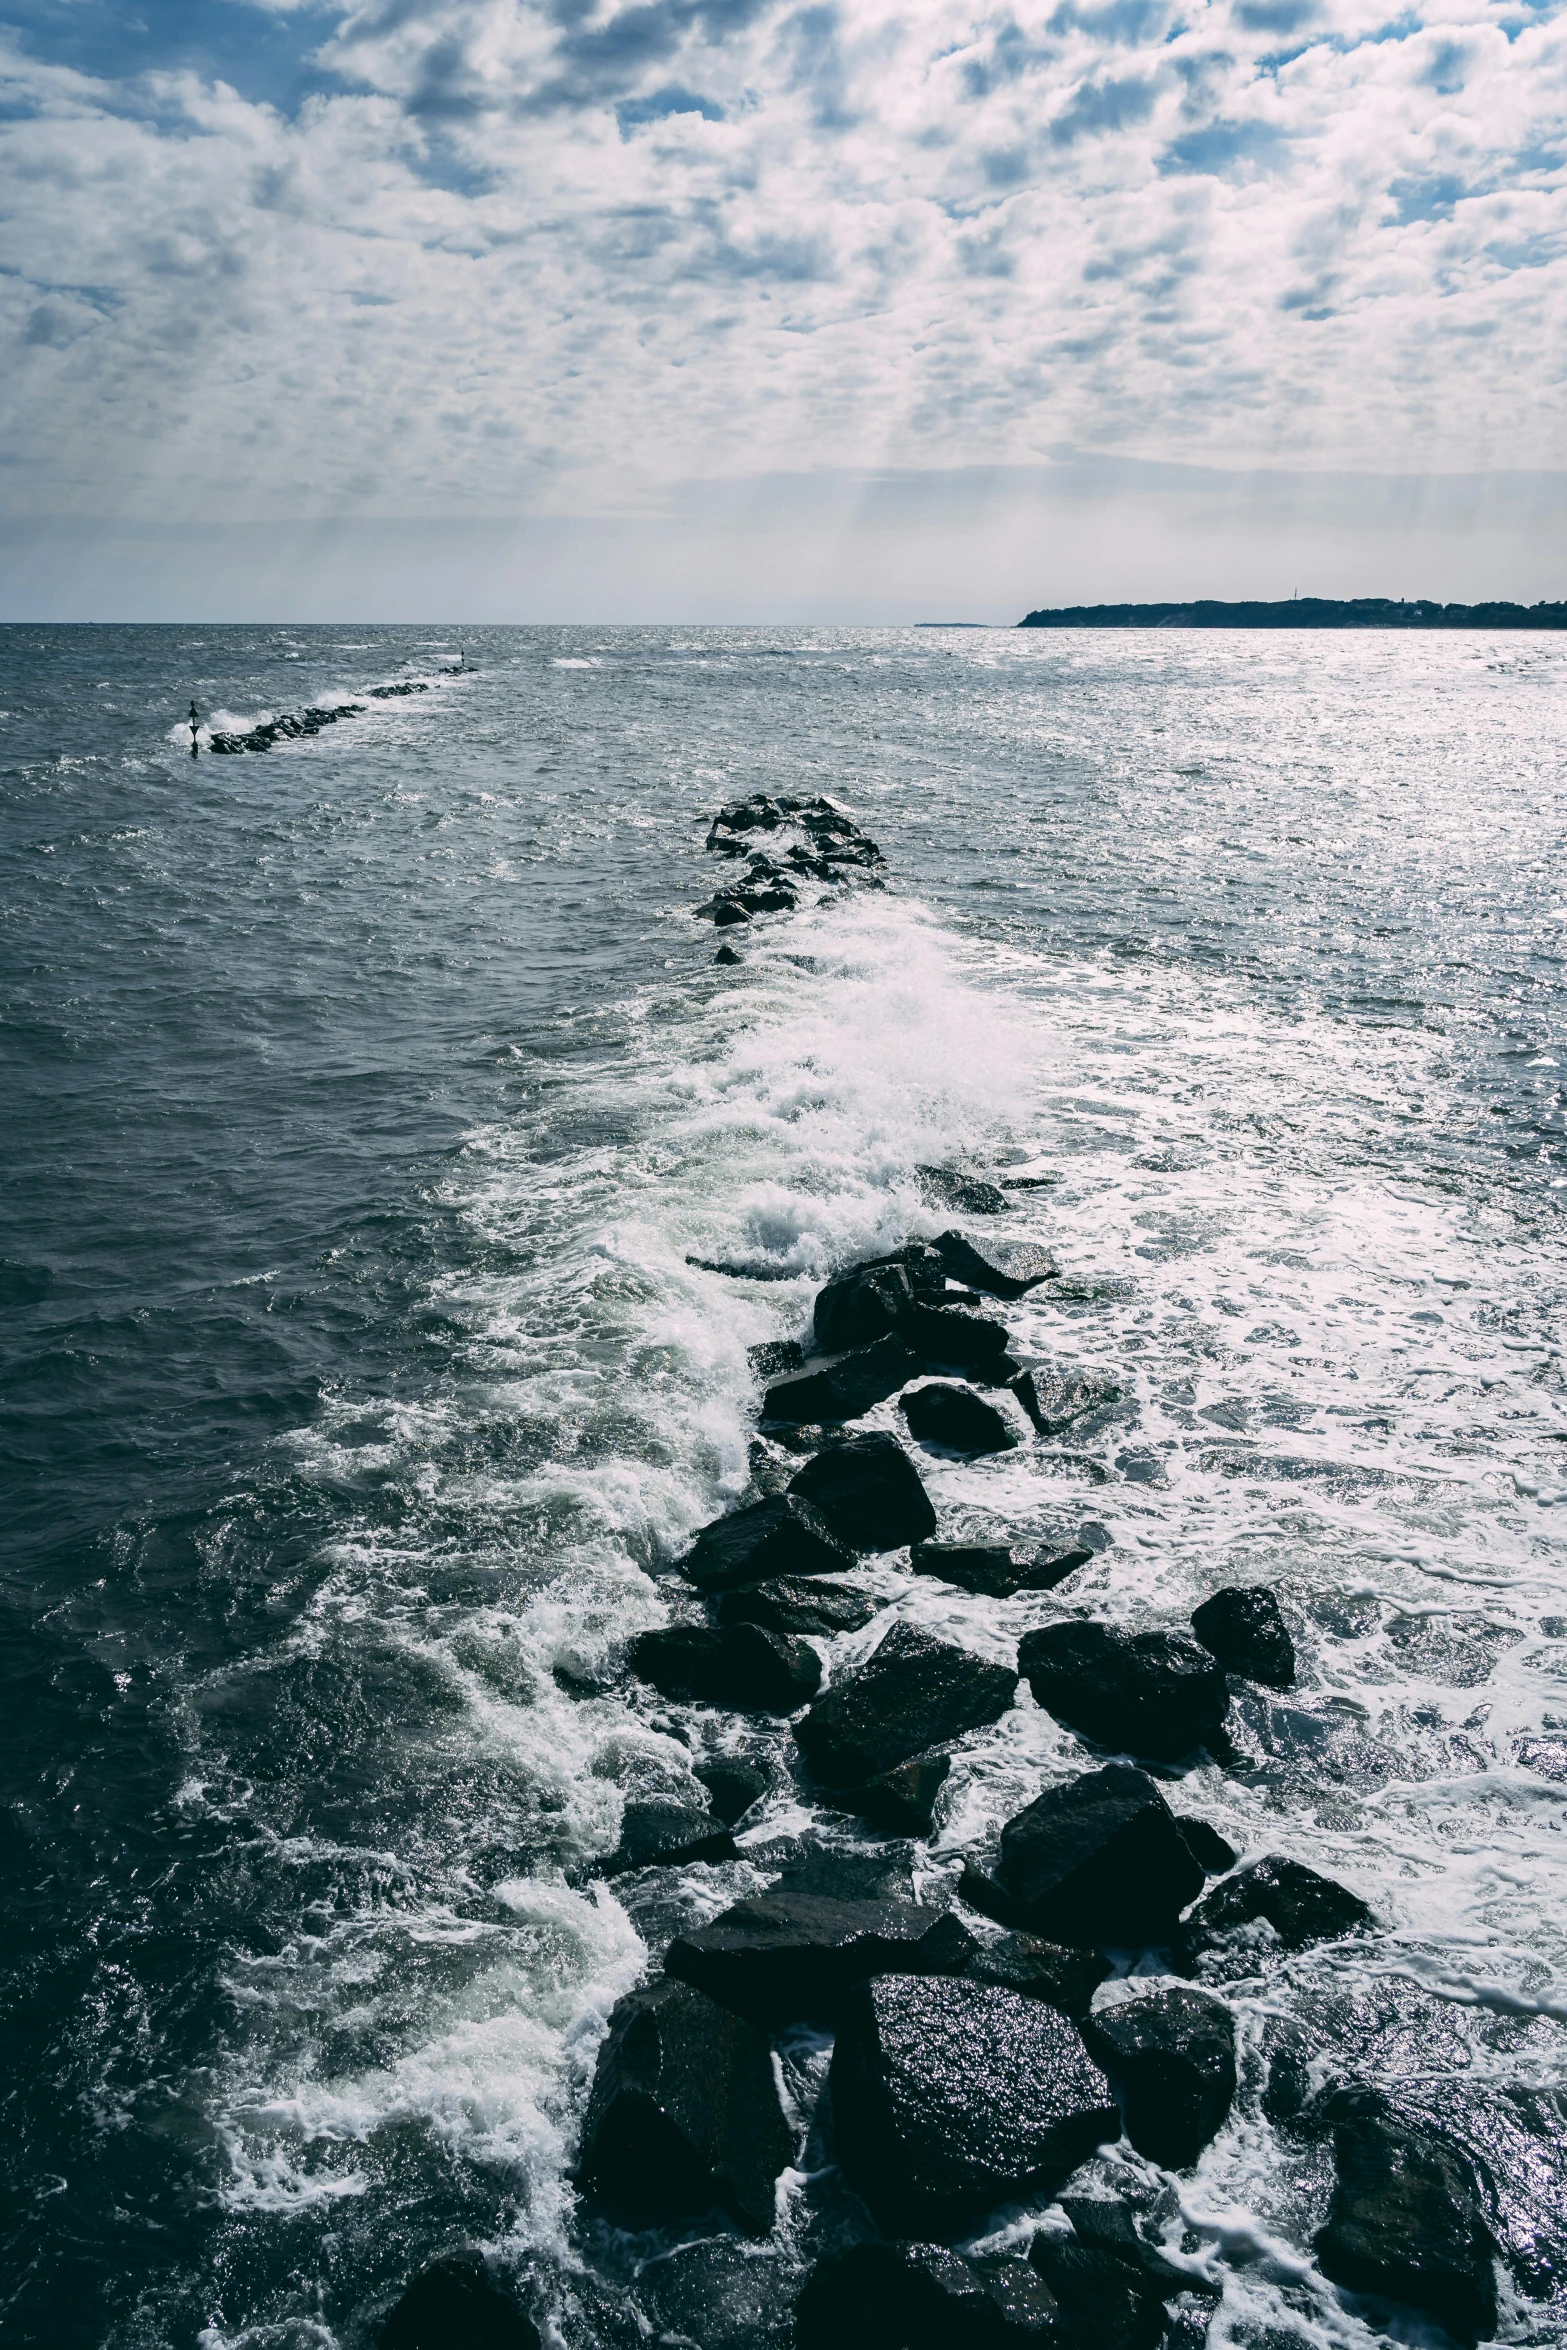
(3, 623, 1567, 2349)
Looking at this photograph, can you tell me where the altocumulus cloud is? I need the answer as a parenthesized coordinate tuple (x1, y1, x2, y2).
(0, 0, 1563, 522)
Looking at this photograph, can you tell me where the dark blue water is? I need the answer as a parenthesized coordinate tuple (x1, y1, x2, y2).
(4, 624, 1567, 2348)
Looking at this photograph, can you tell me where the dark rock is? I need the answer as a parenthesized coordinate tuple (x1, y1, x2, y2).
(962, 1933, 1111, 2018)
(996, 1764, 1207, 1946)
(596, 1796, 738, 1876)
(715, 943, 744, 965)
(639, 2238, 794, 2350)
(1026, 2237, 1164, 2350)
(830, 1975, 1118, 2230)
(847, 1749, 952, 1835)
(1083, 1987, 1237, 2167)
(1020, 1541, 1096, 1590)
(1173, 1816, 1237, 1875)
(1011, 1367, 1120, 1437)
(632, 1623, 822, 1713)
(814, 1249, 946, 1351)
(696, 1755, 773, 1823)
(1190, 1585, 1295, 1688)
(705, 899, 752, 927)
(382, 2252, 541, 2350)
(681, 1494, 855, 1591)
(578, 1977, 792, 2234)
(958, 1860, 1031, 1930)
(665, 1888, 975, 2022)
(733, 886, 798, 914)
(766, 1335, 923, 1424)
(908, 1539, 1093, 1599)
(1314, 2088, 1498, 2343)
(795, 2242, 1063, 2349)
(750, 1339, 806, 1378)
(1057, 2196, 1194, 2293)
(916, 1165, 1011, 1215)
(901, 1302, 1013, 1367)
(720, 1576, 883, 1638)
(933, 1230, 1059, 1298)
(788, 1433, 937, 1551)
(1019, 1621, 1230, 1762)
(796, 1622, 1018, 1786)
(900, 1382, 1018, 1455)
(1180, 1854, 1374, 1960)
(713, 796, 782, 834)
(1260, 2021, 1314, 2126)
(773, 1847, 916, 1901)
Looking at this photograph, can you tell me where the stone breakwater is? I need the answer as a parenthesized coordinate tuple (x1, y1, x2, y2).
(207, 678, 433, 753)
(375, 795, 1518, 2350)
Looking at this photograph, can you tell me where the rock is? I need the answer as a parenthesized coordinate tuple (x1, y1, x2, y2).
(958, 1859, 1031, 1929)
(681, 1494, 855, 1591)
(901, 1302, 1013, 1367)
(1021, 1540, 1097, 1590)
(632, 1623, 822, 1713)
(1314, 2088, 1498, 2343)
(916, 1165, 1011, 1214)
(750, 1338, 806, 1377)
(1190, 1585, 1295, 1688)
(830, 1975, 1118, 2230)
(814, 1248, 946, 1351)
(1025, 2236, 1165, 2350)
(996, 1764, 1207, 1946)
(736, 886, 798, 914)
(933, 1230, 1059, 1298)
(847, 1749, 952, 1835)
(909, 1539, 1093, 1599)
(638, 2239, 794, 2350)
(696, 1755, 773, 1823)
(796, 1622, 1018, 1786)
(578, 1978, 792, 2233)
(1010, 1367, 1119, 1437)
(962, 1932, 1110, 2019)
(706, 899, 752, 927)
(766, 1335, 923, 1424)
(382, 2252, 541, 2350)
(1083, 1987, 1237, 2167)
(1173, 1815, 1237, 1875)
(772, 1847, 916, 1901)
(1019, 1621, 1230, 1763)
(1180, 1854, 1374, 1960)
(715, 943, 744, 966)
(665, 1888, 975, 2022)
(794, 2242, 1063, 2349)
(788, 1433, 937, 1551)
(720, 1576, 883, 1638)
(1057, 2195, 1195, 2294)
(596, 1796, 738, 1876)
(899, 1382, 1019, 1455)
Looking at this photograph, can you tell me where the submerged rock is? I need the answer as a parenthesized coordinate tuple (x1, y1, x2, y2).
(909, 1538, 1094, 1598)
(1019, 1621, 1230, 1762)
(632, 1622, 822, 1713)
(680, 1494, 855, 1591)
(899, 1381, 1018, 1455)
(794, 2241, 1063, 2349)
(765, 1335, 923, 1424)
(1314, 2088, 1498, 2343)
(381, 2252, 541, 2350)
(595, 1796, 737, 1877)
(787, 1433, 937, 1550)
(962, 1932, 1111, 2019)
(847, 1749, 952, 1836)
(932, 1229, 1059, 1298)
(1190, 1584, 1295, 1688)
(795, 1622, 1018, 1786)
(995, 1763, 1207, 1946)
(813, 1248, 946, 1351)
(720, 1576, 883, 1638)
(1010, 1367, 1120, 1437)
(1180, 1853, 1374, 1961)
(830, 1974, 1118, 2230)
(665, 1887, 974, 2022)
(916, 1165, 1011, 1215)
(1083, 1987, 1237, 2168)
(579, 1977, 793, 2234)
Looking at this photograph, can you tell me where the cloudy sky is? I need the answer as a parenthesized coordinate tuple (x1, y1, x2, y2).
(1, 0, 1562, 613)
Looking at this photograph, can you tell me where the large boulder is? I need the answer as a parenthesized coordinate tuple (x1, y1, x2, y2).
(909, 1539, 1093, 1599)
(1083, 1987, 1237, 2167)
(1314, 2089, 1498, 2343)
(830, 1975, 1118, 2231)
(788, 1434, 937, 1551)
(962, 1932, 1110, 2020)
(578, 1978, 793, 2233)
(665, 1888, 975, 2022)
(1025, 2236, 1165, 2350)
(720, 1576, 883, 1638)
(382, 2252, 541, 2349)
(595, 1796, 737, 1877)
(899, 1382, 1018, 1456)
(795, 1622, 1018, 1786)
(995, 1764, 1207, 1946)
(681, 1494, 855, 1591)
(1019, 1621, 1230, 1762)
(1190, 1584, 1295, 1687)
(900, 1302, 1013, 1368)
(794, 2242, 1063, 2349)
(814, 1248, 946, 1351)
(932, 1229, 1058, 1299)
(765, 1335, 923, 1424)
(632, 1623, 822, 1712)
(1180, 1854, 1374, 1962)
(848, 1749, 952, 1835)
(916, 1165, 1010, 1214)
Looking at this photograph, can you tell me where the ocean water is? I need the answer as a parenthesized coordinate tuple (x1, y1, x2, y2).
(3, 622, 1567, 2349)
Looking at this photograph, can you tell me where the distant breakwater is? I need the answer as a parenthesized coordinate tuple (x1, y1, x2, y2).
(1019, 596, 1567, 629)
(207, 678, 433, 753)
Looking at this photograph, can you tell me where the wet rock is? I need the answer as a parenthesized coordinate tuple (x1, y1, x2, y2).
(578, 1978, 792, 2233)
(1057, 2196, 1195, 2294)
(665, 1888, 975, 2023)
(632, 1623, 823, 1713)
(765, 1335, 923, 1424)
(596, 1796, 737, 1877)
(696, 1754, 774, 1823)
(715, 943, 744, 965)
(713, 796, 783, 835)
(916, 1165, 1011, 1215)
(736, 885, 799, 914)
(901, 1302, 1013, 1368)
(750, 1339, 806, 1378)
(899, 1382, 1019, 1455)
(830, 1975, 1118, 2231)
(847, 1749, 952, 1835)
(787, 1433, 937, 1551)
(1025, 2236, 1164, 2350)
(996, 1764, 1207, 1946)
(933, 1229, 1059, 1298)
(794, 2242, 1063, 2349)
(958, 1859, 1031, 1929)
(908, 1539, 1093, 1599)
(795, 1622, 1018, 1786)
(1019, 1621, 1230, 1763)
(772, 1846, 916, 1901)
(1083, 1987, 1237, 2167)
(640, 2238, 795, 2350)
(1179, 1854, 1374, 1961)
(1314, 2088, 1498, 2343)
(814, 1249, 946, 1351)
(681, 1494, 856, 1591)
(1022, 1539, 1098, 1590)
(1190, 1585, 1295, 1688)
(720, 1576, 883, 1638)
(702, 898, 753, 927)
(962, 1932, 1111, 2019)
(1011, 1368, 1120, 1437)
(381, 2252, 541, 2350)
(1172, 1815, 1237, 1875)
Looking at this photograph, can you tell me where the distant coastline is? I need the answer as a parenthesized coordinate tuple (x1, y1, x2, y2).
(1018, 596, 1567, 629)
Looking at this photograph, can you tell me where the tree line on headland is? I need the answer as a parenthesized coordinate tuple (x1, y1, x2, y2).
(1018, 596, 1567, 628)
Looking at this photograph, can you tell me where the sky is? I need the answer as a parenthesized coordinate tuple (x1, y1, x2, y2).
(0, 0, 1563, 614)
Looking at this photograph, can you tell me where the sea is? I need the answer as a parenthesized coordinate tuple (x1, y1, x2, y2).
(3, 623, 1567, 2349)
